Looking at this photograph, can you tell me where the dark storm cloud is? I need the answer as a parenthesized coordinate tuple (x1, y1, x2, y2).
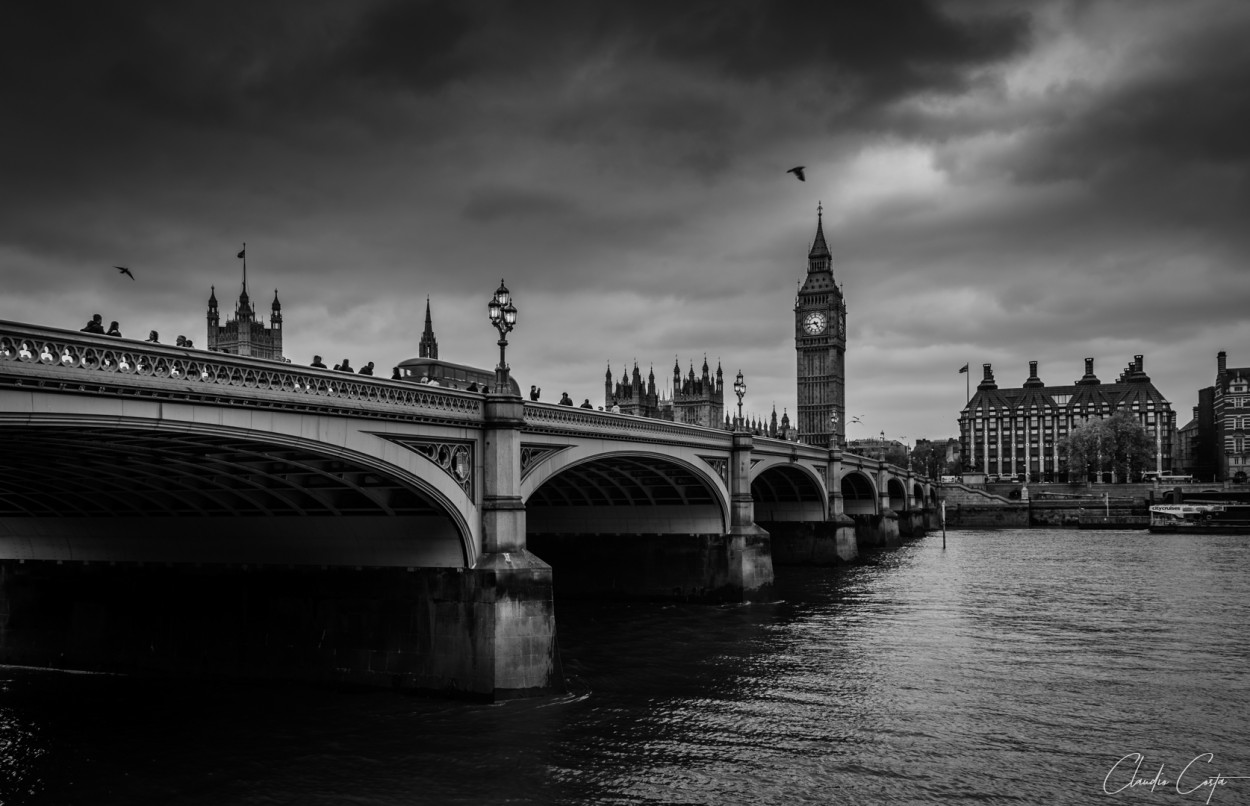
(4, 0, 1247, 439)
(650, 0, 1030, 99)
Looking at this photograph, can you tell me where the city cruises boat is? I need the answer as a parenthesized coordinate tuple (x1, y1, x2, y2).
(1148, 503, 1250, 534)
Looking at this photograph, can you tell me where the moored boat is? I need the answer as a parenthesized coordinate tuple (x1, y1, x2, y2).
(1148, 503, 1250, 534)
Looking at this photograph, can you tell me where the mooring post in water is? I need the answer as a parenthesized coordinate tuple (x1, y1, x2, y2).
(941, 500, 946, 549)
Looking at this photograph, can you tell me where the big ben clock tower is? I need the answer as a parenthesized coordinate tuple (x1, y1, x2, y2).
(795, 203, 846, 446)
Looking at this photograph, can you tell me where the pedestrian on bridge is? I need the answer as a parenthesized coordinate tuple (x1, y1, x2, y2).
(359, 361, 375, 376)
(80, 314, 104, 334)
(559, 392, 573, 406)
(338, 359, 354, 373)
(146, 331, 159, 343)
(311, 355, 327, 368)
(580, 399, 593, 409)
(106, 321, 122, 337)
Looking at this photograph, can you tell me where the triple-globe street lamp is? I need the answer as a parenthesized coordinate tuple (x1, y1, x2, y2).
(487, 279, 518, 392)
(733, 370, 746, 428)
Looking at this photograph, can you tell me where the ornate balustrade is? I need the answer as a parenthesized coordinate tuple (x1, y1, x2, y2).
(523, 401, 734, 449)
(0, 321, 482, 426)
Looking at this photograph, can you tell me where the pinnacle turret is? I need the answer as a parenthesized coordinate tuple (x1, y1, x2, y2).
(419, 297, 439, 359)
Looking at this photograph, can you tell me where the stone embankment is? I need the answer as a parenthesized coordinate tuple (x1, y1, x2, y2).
(942, 482, 1156, 528)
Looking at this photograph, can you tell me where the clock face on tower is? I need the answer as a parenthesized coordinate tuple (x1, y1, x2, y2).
(802, 311, 827, 335)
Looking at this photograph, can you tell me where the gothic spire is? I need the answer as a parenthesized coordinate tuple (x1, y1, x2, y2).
(419, 296, 439, 359)
(807, 201, 833, 276)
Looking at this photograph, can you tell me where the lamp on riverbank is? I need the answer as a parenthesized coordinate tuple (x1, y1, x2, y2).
(733, 370, 746, 428)
(487, 279, 517, 391)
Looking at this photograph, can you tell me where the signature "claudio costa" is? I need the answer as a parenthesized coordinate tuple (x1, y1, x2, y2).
(1104, 753, 1250, 803)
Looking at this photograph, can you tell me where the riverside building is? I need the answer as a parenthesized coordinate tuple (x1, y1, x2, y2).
(1214, 350, 1250, 482)
(958, 357, 1175, 482)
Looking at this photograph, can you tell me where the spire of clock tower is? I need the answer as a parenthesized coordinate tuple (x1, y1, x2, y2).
(808, 201, 831, 270)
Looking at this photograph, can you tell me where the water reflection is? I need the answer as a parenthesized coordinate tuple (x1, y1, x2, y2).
(3, 529, 1249, 805)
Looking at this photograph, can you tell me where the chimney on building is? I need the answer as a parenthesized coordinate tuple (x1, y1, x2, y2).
(1024, 360, 1044, 388)
(978, 363, 998, 390)
(1076, 357, 1101, 385)
(1135, 355, 1144, 373)
(1218, 350, 1228, 376)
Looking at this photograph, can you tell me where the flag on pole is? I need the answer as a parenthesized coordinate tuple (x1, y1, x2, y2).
(958, 363, 969, 373)
(237, 247, 246, 259)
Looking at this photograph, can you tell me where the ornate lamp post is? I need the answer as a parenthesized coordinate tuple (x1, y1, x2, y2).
(733, 370, 746, 428)
(830, 412, 840, 449)
(487, 279, 518, 392)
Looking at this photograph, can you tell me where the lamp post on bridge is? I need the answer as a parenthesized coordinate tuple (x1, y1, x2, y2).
(733, 370, 746, 429)
(830, 412, 840, 449)
(486, 279, 518, 392)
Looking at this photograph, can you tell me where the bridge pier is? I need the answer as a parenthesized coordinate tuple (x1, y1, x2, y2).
(468, 393, 561, 698)
(853, 508, 900, 548)
(726, 432, 773, 599)
(898, 508, 927, 537)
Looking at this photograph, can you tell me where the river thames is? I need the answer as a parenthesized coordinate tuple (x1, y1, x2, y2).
(3, 527, 1248, 805)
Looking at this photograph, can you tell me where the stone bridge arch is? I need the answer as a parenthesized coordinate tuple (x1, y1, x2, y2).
(749, 460, 828, 522)
(520, 447, 730, 535)
(887, 477, 908, 512)
(841, 470, 878, 515)
(0, 411, 479, 568)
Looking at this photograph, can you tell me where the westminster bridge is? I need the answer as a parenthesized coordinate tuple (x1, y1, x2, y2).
(0, 321, 935, 698)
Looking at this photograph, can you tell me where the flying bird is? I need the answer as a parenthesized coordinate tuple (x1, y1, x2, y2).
(787, 166, 806, 182)
(114, 266, 134, 281)
(850, 415, 864, 424)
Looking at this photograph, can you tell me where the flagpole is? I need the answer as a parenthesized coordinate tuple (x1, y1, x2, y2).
(242, 242, 247, 294)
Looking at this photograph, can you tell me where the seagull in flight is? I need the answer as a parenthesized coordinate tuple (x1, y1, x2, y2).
(850, 415, 864, 425)
(787, 166, 806, 182)
(114, 266, 135, 281)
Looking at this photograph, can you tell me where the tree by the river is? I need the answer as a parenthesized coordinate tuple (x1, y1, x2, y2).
(1060, 411, 1155, 482)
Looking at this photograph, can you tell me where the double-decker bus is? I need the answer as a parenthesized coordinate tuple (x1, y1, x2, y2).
(395, 356, 522, 396)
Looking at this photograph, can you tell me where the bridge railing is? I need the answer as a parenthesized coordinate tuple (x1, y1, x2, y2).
(523, 401, 734, 448)
(0, 321, 482, 423)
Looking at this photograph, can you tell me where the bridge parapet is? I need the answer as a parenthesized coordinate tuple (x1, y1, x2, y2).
(0, 321, 481, 425)
(522, 401, 732, 449)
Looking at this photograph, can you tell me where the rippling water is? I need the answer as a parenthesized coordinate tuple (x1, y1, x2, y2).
(4, 528, 1250, 805)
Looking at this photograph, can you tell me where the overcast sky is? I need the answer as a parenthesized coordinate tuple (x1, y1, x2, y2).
(2, 0, 1248, 440)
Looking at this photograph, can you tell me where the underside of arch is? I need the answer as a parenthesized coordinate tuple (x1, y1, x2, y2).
(752, 464, 826, 521)
(888, 477, 907, 511)
(842, 471, 877, 515)
(0, 425, 468, 567)
(527, 454, 725, 534)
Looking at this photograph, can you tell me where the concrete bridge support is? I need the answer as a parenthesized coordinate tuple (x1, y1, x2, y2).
(898, 508, 927, 537)
(464, 394, 560, 698)
(727, 432, 774, 599)
(854, 509, 900, 548)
